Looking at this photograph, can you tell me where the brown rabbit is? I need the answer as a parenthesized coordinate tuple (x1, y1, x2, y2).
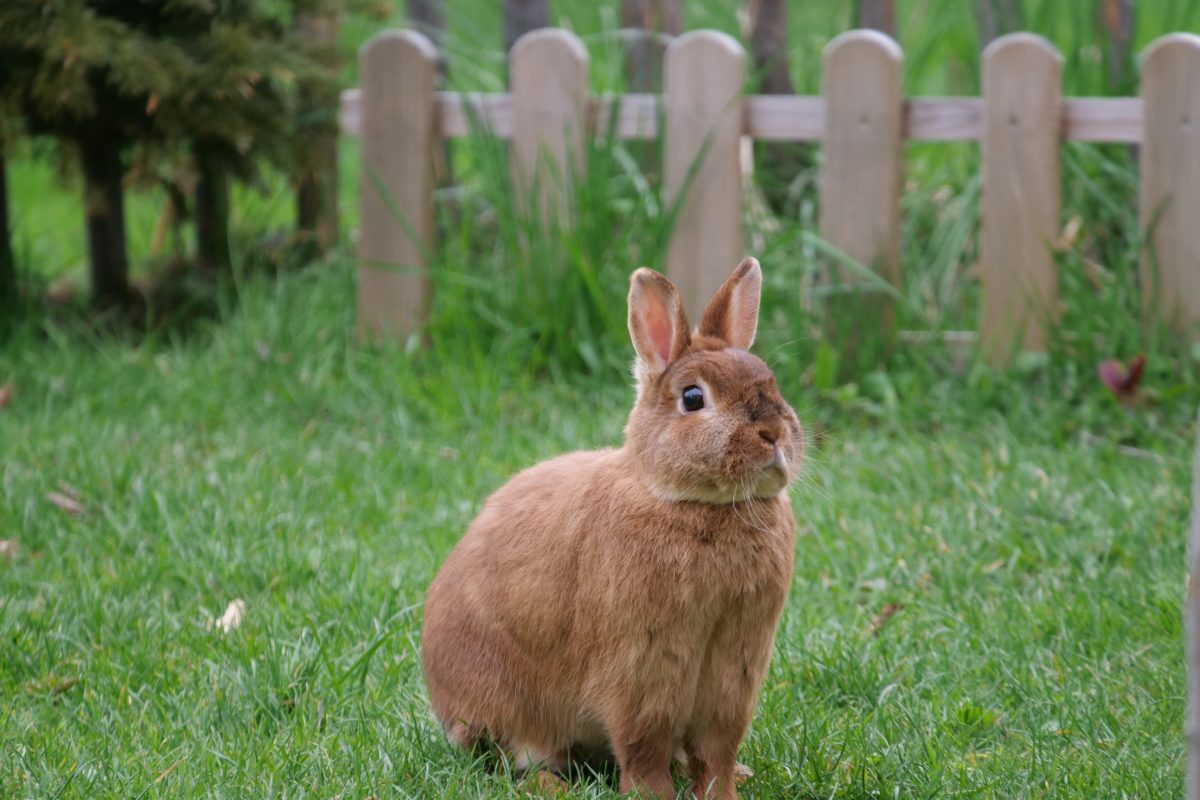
(422, 257, 801, 799)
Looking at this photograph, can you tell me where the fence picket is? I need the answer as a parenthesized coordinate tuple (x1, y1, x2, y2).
(510, 29, 589, 228)
(1140, 33, 1200, 334)
(980, 33, 1063, 361)
(357, 30, 437, 340)
(820, 30, 904, 333)
(663, 31, 746, 320)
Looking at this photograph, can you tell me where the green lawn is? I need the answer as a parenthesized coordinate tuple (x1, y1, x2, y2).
(0, 262, 1192, 797)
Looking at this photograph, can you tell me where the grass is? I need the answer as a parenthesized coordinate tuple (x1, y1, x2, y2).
(0, 263, 1192, 797)
(3, 0, 1200, 796)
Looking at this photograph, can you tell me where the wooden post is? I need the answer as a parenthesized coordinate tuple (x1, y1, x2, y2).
(663, 31, 745, 321)
(357, 30, 437, 341)
(819, 30, 904, 335)
(510, 29, 589, 230)
(980, 33, 1062, 362)
(1140, 33, 1200, 335)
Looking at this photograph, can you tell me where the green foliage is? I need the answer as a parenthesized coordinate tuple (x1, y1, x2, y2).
(0, 1, 329, 173)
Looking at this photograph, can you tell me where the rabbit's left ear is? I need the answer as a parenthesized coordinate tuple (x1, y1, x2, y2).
(699, 257, 762, 349)
(628, 267, 690, 373)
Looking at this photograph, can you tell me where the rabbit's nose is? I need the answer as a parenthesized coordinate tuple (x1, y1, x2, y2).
(757, 427, 777, 445)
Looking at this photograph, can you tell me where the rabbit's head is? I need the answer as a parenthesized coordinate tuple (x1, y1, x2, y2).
(624, 257, 803, 504)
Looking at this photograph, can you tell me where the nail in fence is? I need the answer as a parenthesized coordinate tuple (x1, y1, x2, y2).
(346, 28, 1200, 359)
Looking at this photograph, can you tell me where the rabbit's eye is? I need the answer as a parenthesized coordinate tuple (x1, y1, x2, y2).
(681, 385, 704, 412)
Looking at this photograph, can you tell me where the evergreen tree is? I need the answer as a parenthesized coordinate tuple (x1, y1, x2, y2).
(150, 1, 322, 272)
(0, 2, 179, 303)
(0, 1, 332, 302)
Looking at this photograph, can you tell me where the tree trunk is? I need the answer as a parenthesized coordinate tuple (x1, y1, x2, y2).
(749, 0, 810, 215)
(1099, 0, 1137, 165)
(975, 0, 1021, 47)
(408, 0, 447, 79)
(856, 0, 896, 37)
(750, 0, 793, 96)
(79, 136, 130, 305)
(0, 152, 15, 310)
(1100, 0, 1135, 93)
(194, 143, 231, 273)
(621, 0, 682, 93)
(295, 10, 340, 253)
(504, 0, 550, 53)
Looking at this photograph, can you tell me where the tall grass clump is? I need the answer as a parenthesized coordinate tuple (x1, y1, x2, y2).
(418, 112, 695, 378)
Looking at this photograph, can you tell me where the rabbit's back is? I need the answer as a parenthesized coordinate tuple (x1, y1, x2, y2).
(421, 448, 621, 750)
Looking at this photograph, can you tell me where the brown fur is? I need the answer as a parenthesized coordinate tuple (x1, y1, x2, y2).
(422, 258, 801, 799)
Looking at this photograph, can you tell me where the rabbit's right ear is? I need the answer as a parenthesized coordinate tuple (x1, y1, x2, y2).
(628, 268, 690, 374)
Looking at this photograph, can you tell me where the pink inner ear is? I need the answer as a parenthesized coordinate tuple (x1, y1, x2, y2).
(647, 306, 673, 366)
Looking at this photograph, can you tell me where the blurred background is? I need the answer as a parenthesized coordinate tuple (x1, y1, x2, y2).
(3, 1, 1195, 372)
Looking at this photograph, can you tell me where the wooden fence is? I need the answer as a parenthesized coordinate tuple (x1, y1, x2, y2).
(340, 28, 1200, 362)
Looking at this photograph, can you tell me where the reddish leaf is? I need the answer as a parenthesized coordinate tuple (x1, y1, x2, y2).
(866, 603, 903, 638)
(1126, 353, 1146, 389)
(0, 384, 11, 409)
(1098, 353, 1145, 400)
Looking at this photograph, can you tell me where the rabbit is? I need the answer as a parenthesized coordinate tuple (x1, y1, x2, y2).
(421, 257, 802, 799)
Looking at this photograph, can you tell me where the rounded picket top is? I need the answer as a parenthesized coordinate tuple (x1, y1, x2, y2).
(510, 26, 589, 65)
(359, 27, 438, 66)
(982, 32, 1063, 74)
(1142, 32, 1200, 95)
(665, 29, 744, 74)
(822, 28, 903, 69)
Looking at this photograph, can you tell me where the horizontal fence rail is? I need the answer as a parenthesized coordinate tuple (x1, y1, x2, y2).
(342, 27, 1200, 362)
(340, 92, 1146, 144)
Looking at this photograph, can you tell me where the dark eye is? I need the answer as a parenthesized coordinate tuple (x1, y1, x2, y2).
(681, 385, 704, 412)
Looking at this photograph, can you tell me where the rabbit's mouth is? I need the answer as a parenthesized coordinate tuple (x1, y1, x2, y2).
(751, 463, 790, 497)
(735, 452, 791, 499)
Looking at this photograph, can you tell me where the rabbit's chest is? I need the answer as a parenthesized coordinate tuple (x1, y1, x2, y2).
(688, 522, 791, 601)
(630, 513, 794, 619)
